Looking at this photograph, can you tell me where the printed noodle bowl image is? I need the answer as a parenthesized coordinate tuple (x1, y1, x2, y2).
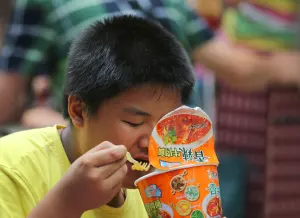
(206, 196, 222, 217)
(160, 203, 174, 218)
(156, 114, 212, 146)
(158, 209, 172, 218)
(175, 200, 192, 216)
(170, 175, 186, 193)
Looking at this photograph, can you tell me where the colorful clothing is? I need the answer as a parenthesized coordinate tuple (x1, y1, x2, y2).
(223, 0, 298, 51)
(0, 0, 214, 108)
(0, 125, 148, 218)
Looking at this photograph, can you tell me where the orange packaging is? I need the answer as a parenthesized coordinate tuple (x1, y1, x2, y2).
(149, 106, 218, 170)
(135, 164, 223, 218)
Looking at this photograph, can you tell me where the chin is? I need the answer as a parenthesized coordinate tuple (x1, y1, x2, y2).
(123, 163, 151, 189)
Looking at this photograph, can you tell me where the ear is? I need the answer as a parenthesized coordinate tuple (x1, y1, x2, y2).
(68, 95, 88, 127)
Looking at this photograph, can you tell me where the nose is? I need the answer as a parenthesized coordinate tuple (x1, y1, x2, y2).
(138, 136, 149, 149)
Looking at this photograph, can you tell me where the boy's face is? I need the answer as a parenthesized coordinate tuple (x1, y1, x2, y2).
(78, 84, 182, 188)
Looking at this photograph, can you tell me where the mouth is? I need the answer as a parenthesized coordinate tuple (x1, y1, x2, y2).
(132, 155, 149, 164)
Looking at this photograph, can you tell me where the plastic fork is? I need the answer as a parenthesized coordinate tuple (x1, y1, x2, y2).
(126, 152, 150, 171)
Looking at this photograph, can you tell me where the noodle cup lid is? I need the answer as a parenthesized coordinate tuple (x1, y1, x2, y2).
(148, 105, 218, 171)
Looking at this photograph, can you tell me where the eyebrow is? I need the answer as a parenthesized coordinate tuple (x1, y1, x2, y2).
(122, 107, 151, 116)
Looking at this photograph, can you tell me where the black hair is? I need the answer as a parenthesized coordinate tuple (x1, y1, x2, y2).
(63, 15, 195, 118)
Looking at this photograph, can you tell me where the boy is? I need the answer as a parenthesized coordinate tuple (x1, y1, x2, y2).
(0, 15, 195, 218)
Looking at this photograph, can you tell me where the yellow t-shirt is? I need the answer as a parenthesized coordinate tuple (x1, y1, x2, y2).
(0, 125, 148, 218)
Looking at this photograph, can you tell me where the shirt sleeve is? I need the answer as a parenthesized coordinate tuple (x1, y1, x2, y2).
(179, 1, 215, 50)
(148, 0, 215, 53)
(0, 1, 58, 77)
(0, 166, 35, 218)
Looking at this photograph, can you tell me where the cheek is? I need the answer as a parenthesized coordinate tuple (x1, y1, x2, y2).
(81, 118, 116, 151)
(112, 122, 140, 148)
(92, 121, 140, 149)
(81, 126, 105, 152)
(84, 119, 147, 151)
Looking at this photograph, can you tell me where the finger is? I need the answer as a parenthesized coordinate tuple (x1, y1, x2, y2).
(85, 145, 127, 167)
(98, 155, 127, 179)
(103, 164, 128, 188)
(86, 141, 115, 154)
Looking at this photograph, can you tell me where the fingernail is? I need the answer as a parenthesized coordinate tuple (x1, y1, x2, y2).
(114, 146, 127, 156)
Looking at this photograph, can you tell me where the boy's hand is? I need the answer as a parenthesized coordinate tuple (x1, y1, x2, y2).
(29, 141, 128, 218)
(61, 141, 128, 212)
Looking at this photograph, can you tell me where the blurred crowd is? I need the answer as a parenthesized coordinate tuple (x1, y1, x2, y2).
(0, 0, 300, 218)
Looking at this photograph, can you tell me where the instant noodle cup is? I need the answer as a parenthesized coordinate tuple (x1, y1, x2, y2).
(135, 164, 223, 218)
(149, 106, 218, 170)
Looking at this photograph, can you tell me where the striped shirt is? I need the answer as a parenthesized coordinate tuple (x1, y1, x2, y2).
(223, 0, 298, 51)
(0, 0, 213, 107)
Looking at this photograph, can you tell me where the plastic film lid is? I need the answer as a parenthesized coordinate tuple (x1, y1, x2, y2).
(148, 105, 219, 171)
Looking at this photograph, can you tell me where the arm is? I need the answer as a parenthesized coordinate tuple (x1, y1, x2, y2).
(181, 1, 268, 91)
(193, 37, 300, 91)
(22, 106, 68, 128)
(192, 39, 272, 91)
(183, 1, 300, 91)
(28, 185, 82, 218)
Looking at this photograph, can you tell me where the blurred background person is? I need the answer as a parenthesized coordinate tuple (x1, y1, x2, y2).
(193, 1, 300, 218)
(0, 0, 21, 127)
(0, 0, 300, 130)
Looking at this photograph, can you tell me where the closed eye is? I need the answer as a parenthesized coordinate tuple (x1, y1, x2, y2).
(122, 120, 144, 127)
